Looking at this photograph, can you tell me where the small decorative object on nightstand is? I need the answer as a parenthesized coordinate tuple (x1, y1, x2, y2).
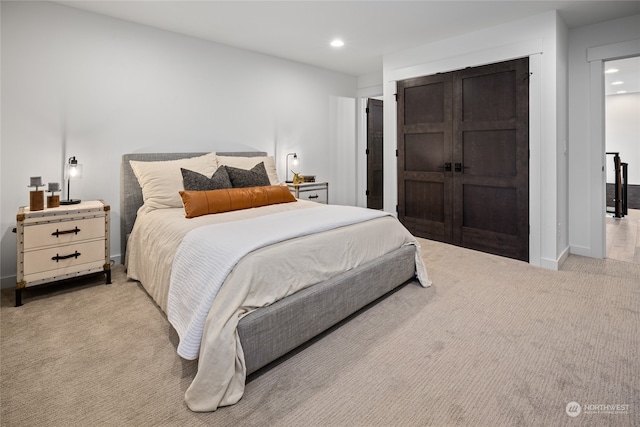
(28, 177, 44, 211)
(15, 200, 111, 306)
(287, 182, 329, 204)
(47, 182, 60, 208)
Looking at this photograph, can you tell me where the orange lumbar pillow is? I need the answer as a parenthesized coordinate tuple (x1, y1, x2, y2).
(180, 185, 297, 218)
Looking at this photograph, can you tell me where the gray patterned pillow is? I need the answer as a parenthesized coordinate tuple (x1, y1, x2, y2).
(225, 162, 271, 188)
(181, 167, 232, 191)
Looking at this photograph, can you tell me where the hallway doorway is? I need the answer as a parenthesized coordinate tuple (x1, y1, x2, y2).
(604, 56, 639, 265)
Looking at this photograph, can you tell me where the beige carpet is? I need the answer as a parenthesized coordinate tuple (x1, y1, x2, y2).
(1, 238, 638, 426)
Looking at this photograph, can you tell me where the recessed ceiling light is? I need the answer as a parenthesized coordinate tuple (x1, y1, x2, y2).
(611, 81, 624, 85)
(617, 90, 627, 94)
(605, 68, 619, 74)
(330, 39, 344, 48)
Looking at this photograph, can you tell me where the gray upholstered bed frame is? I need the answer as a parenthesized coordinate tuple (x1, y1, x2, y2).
(120, 152, 417, 374)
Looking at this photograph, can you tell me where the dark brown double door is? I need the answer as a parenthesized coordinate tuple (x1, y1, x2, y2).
(397, 58, 529, 261)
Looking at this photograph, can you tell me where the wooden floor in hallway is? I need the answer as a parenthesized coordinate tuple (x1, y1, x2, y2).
(606, 208, 640, 264)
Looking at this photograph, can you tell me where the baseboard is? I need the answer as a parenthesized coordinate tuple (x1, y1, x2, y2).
(557, 246, 570, 268)
(569, 245, 595, 258)
(540, 258, 558, 270)
(539, 246, 570, 271)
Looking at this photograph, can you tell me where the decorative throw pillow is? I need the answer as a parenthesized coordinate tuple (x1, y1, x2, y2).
(225, 162, 271, 188)
(179, 185, 297, 218)
(129, 152, 218, 210)
(216, 155, 280, 185)
(181, 167, 232, 191)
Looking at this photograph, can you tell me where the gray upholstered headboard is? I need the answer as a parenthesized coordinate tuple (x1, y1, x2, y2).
(120, 151, 267, 261)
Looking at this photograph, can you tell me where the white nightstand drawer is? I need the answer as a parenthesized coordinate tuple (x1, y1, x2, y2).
(287, 182, 329, 205)
(23, 217, 106, 250)
(298, 189, 328, 204)
(23, 239, 106, 277)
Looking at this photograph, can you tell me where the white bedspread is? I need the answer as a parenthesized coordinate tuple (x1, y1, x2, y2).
(126, 200, 430, 412)
(169, 205, 414, 360)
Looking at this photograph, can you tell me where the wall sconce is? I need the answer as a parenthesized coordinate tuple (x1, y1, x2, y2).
(60, 156, 82, 205)
(286, 153, 299, 183)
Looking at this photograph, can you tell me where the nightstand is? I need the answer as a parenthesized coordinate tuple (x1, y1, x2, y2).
(287, 182, 329, 204)
(15, 200, 111, 306)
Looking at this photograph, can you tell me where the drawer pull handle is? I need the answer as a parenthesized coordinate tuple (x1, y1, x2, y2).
(52, 251, 81, 262)
(308, 194, 319, 199)
(52, 227, 81, 237)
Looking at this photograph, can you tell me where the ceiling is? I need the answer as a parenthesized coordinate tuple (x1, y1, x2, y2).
(55, 0, 640, 77)
(605, 57, 640, 95)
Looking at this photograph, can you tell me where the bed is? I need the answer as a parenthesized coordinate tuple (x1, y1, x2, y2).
(120, 151, 430, 411)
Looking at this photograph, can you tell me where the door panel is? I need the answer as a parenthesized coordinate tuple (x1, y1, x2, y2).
(405, 180, 445, 222)
(404, 133, 444, 172)
(397, 74, 453, 243)
(462, 70, 517, 121)
(398, 58, 529, 261)
(367, 99, 384, 209)
(404, 82, 446, 125)
(453, 58, 529, 261)
(463, 185, 517, 235)
(463, 130, 517, 177)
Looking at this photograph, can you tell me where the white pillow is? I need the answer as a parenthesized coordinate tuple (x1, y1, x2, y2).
(216, 155, 280, 185)
(130, 152, 218, 210)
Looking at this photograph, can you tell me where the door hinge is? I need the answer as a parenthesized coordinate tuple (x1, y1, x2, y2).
(366, 148, 370, 155)
(396, 204, 399, 213)
(396, 149, 398, 157)
(366, 190, 370, 196)
(365, 107, 369, 114)
(394, 93, 398, 102)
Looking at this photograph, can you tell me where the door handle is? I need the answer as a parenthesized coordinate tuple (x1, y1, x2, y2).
(444, 163, 452, 172)
(455, 163, 470, 173)
(52, 226, 81, 237)
(52, 251, 81, 262)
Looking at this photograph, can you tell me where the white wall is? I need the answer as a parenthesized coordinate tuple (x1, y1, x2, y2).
(329, 96, 357, 206)
(0, 1, 357, 287)
(567, 14, 640, 258)
(381, 11, 566, 269)
(606, 93, 640, 185)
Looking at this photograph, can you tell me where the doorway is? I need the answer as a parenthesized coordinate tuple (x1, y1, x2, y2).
(397, 58, 530, 261)
(604, 56, 640, 264)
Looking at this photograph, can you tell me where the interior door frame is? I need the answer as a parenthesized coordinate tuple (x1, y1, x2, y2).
(587, 39, 640, 259)
(396, 59, 529, 260)
(386, 47, 543, 267)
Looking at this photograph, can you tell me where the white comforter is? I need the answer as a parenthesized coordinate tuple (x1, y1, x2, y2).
(126, 200, 430, 411)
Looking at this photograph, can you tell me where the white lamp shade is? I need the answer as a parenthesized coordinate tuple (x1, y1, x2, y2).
(65, 163, 83, 180)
